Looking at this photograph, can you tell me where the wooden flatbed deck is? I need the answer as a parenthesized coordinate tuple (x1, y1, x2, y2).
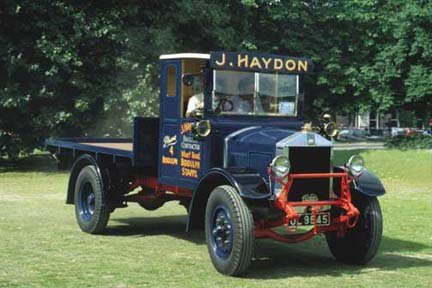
(45, 117, 159, 170)
(45, 138, 134, 161)
(79, 142, 133, 152)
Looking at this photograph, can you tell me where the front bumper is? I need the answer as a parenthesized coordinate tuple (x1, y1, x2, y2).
(255, 171, 360, 243)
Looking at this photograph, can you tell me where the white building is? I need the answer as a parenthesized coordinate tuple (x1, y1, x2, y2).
(336, 110, 400, 130)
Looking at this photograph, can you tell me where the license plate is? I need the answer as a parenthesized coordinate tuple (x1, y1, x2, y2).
(288, 212, 330, 227)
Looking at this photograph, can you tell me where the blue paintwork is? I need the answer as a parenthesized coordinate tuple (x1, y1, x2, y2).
(157, 58, 212, 188)
(158, 60, 186, 187)
(209, 121, 301, 169)
(199, 168, 270, 199)
(225, 127, 296, 177)
(155, 56, 306, 190)
(133, 117, 159, 174)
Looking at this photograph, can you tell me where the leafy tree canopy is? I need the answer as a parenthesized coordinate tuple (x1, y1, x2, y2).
(1, 0, 431, 156)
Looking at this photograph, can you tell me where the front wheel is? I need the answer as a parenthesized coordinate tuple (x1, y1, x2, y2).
(326, 196, 383, 264)
(205, 185, 254, 276)
(74, 165, 110, 234)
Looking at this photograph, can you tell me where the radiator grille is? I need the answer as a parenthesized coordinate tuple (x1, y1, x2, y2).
(288, 147, 331, 202)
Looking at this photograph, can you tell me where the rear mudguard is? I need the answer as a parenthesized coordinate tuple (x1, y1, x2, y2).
(186, 167, 270, 231)
(66, 154, 104, 204)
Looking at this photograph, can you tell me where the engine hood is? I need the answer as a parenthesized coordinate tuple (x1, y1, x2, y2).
(224, 126, 333, 177)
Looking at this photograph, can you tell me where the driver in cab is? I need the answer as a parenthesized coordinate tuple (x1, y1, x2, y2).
(186, 75, 204, 117)
(230, 78, 254, 113)
(187, 75, 260, 116)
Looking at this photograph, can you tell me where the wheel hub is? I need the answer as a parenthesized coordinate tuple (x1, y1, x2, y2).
(86, 193, 95, 214)
(211, 206, 233, 258)
(79, 182, 95, 222)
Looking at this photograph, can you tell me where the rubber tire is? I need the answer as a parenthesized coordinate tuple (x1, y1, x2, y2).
(326, 196, 382, 264)
(74, 165, 110, 234)
(205, 185, 254, 276)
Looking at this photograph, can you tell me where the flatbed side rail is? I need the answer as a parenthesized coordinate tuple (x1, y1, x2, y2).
(45, 137, 134, 164)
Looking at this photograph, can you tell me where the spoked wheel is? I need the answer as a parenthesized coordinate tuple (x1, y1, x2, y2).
(205, 185, 254, 276)
(74, 165, 110, 234)
(326, 196, 383, 264)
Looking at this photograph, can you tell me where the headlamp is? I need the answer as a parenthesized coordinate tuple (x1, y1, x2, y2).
(323, 121, 338, 138)
(347, 155, 365, 177)
(270, 155, 290, 178)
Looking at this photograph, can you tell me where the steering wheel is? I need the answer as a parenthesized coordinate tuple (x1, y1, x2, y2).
(222, 100, 234, 112)
(214, 92, 236, 113)
(189, 107, 204, 117)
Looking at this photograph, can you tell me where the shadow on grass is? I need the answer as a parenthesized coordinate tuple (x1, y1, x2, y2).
(247, 237, 431, 279)
(0, 153, 60, 173)
(107, 214, 431, 279)
(107, 215, 205, 245)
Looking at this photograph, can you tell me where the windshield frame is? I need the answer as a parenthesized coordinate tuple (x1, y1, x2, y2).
(211, 69, 300, 117)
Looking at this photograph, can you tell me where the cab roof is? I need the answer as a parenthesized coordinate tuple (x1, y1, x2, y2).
(159, 53, 210, 60)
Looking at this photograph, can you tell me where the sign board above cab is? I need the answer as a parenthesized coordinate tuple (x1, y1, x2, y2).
(210, 51, 313, 74)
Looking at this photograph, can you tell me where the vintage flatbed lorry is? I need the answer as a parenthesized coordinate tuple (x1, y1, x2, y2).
(46, 52, 385, 276)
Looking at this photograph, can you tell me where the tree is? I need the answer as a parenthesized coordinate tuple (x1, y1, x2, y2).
(0, 0, 125, 156)
(1, 0, 431, 157)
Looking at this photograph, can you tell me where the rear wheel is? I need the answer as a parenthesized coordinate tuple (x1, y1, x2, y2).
(74, 165, 110, 234)
(326, 196, 382, 264)
(205, 185, 254, 276)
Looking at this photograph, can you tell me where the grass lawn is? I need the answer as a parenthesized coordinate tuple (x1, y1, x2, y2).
(0, 149, 431, 287)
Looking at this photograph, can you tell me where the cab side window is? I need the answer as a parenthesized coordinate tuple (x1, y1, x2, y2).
(167, 65, 177, 97)
(181, 59, 207, 117)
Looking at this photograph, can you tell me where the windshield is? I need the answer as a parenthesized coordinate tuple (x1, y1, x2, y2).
(212, 70, 300, 116)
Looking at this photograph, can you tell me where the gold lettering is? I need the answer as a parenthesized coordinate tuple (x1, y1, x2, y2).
(261, 57, 272, 69)
(238, 54, 249, 68)
(162, 156, 178, 165)
(298, 60, 308, 72)
(274, 58, 283, 70)
(191, 151, 200, 160)
(249, 57, 262, 69)
(285, 59, 296, 71)
(181, 150, 191, 158)
(181, 122, 193, 134)
(215, 53, 226, 66)
(181, 167, 198, 178)
(181, 158, 200, 169)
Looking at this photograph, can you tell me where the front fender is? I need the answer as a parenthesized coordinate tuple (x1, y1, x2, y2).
(217, 168, 271, 199)
(334, 166, 385, 197)
(353, 169, 386, 197)
(186, 167, 270, 231)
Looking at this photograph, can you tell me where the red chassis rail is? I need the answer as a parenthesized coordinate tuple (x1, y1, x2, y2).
(124, 177, 193, 203)
(255, 172, 360, 243)
(123, 172, 359, 244)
